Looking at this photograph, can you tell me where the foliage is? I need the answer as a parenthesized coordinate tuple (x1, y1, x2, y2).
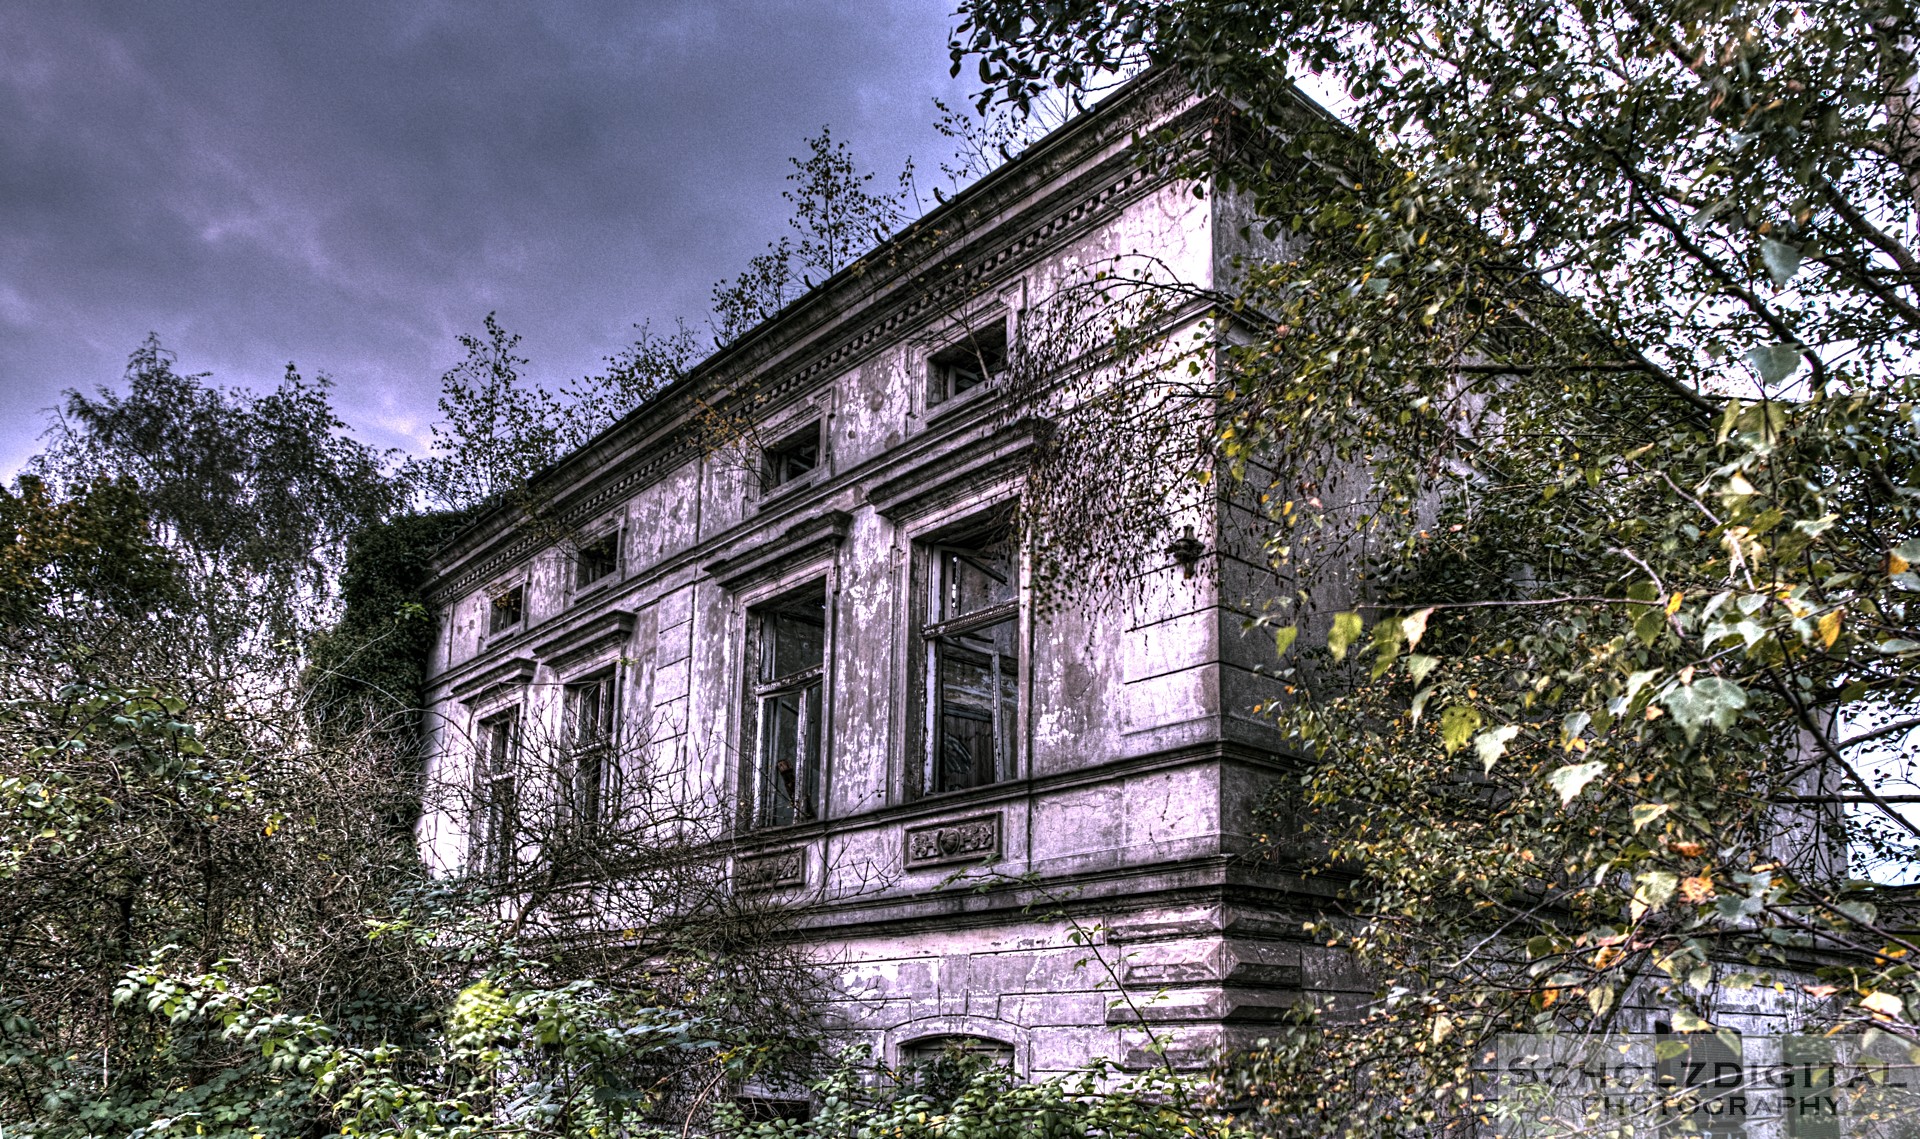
(0, 474, 180, 641)
(717, 1049, 1225, 1139)
(955, 0, 1920, 1131)
(303, 510, 472, 761)
(411, 314, 567, 513)
(32, 334, 401, 656)
(711, 128, 911, 344)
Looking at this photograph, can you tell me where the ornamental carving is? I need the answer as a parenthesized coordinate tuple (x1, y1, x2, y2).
(736, 848, 805, 891)
(904, 814, 1000, 867)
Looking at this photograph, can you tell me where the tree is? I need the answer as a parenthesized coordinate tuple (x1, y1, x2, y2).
(954, 0, 1920, 1121)
(32, 335, 402, 673)
(710, 128, 911, 343)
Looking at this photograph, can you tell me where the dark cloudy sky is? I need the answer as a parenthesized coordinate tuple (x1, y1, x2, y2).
(0, 1, 979, 475)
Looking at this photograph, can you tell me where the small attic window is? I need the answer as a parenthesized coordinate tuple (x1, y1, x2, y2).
(574, 529, 619, 590)
(487, 583, 525, 634)
(929, 322, 1009, 406)
(764, 422, 820, 490)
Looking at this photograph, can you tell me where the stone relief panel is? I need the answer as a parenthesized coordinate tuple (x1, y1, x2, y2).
(904, 813, 1001, 868)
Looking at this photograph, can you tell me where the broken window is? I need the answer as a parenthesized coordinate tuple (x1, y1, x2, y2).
(928, 321, 1009, 406)
(562, 670, 618, 837)
(487, 582, 525, 634)
(918, 525, 1018, 796)
(749, 588, 826, 828)
(574, 529, 619, 590)
(473, 710, 519, 878)
(764, 422, 821, 490)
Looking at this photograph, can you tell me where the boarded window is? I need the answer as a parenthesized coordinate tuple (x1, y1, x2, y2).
(487, 583, 525, 634)
(574, 530, 619, 589)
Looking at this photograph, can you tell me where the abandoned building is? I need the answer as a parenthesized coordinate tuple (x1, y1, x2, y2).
(415, 71, 1364, 1079)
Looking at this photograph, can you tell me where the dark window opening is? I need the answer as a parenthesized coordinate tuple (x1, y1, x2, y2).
(749, 588, 827, 828)
(735, 1099, 813, 1124)
(918, 526, 1018, 797)
(574, 530, 619, 589)
(563, 671, 618, 837)
(764, 423, 821, 490)
(487, 583, 525, 634)
(474, 710, 519, 878)
(929, 322, 1009, 405)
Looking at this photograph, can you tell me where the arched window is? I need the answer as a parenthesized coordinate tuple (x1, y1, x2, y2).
(900, 1034, 1015, 1069)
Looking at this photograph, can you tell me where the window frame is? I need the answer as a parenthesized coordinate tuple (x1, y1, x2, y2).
(744, 586, 829, 830)
(472, 708, 520, 879)
(761, 420, 824, 497)
(486, 581, 526, 636)
(571, 527, 622, 595)
(561, 669, 620, 840)
(926, 316, 1010, 409)
(908, 515, 1024, 801)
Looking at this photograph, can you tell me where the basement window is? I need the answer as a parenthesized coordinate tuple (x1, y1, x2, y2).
(928, 322, 1009, 406)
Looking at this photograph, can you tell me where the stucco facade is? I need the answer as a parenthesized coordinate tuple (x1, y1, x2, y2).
(416, 73, 1367, 1081)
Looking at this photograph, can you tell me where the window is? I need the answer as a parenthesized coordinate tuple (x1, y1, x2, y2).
(917, 527, 1019, 797)
(902, 1035, 1015, 1069)
(473, 710, 519, 878)
(764, 423, 821, 490)
(487, 583, 525, 634)
(574, 530, 619, 590)
(928, 322, 1009, 406)
(563, 671, 618, 837)
(748, 588, 826, 828)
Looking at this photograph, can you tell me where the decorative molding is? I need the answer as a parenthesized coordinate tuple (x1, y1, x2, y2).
(704, 510, 852, 592)
(736, 847, 806, 892)
(531, 609, 636, 676)
(868, 419, 1044, 522)
(422, 81, 1213, 606)
(449, 656, 536, 707)
(903, 813, 1001, 868)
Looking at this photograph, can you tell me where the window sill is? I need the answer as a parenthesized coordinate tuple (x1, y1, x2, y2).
(569, 574, 617, 606)
(757, 469, 819, 510)
(922, 381, 1001, 429)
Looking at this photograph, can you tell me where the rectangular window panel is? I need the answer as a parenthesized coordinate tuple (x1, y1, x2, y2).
(476, 711, 518, 877)
(564, 673, 617, 836)
(487, 584, 525, 633)
(919, 526, 1020, 797)
(575, 530, 618, 588)
(750, 589, 827, 829)
(932, 617, 1018, 792)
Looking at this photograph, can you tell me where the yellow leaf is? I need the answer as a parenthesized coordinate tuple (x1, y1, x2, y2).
(1818, 608, 1842, 649)
(1860, 991, 1905, 1018)
(1892, 552, 1912, 576)
(1666, 591, 1685, 615)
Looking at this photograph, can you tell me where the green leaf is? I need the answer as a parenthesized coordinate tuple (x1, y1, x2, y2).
(1632, 870, 1678, 920)
(1634, 605, 1666, 647)
(1328, 610, 1364, 662)
(1273, 624, 1298, 656)
(1548, 761, 1606, 805)
(1659, 677, 1748, 739)
(1630, 802, 1671, 832)
(1406, 653, 1439, 686)
(1745, 343, 1803, 386)
(1475, 725, 1520, 773)
(1760, 238, 1803, 288)
(1439, 705, 1482, 754)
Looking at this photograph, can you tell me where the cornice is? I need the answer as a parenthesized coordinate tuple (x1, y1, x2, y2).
(529, 608, 636, 676)
(423, 77, 1222, 608)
